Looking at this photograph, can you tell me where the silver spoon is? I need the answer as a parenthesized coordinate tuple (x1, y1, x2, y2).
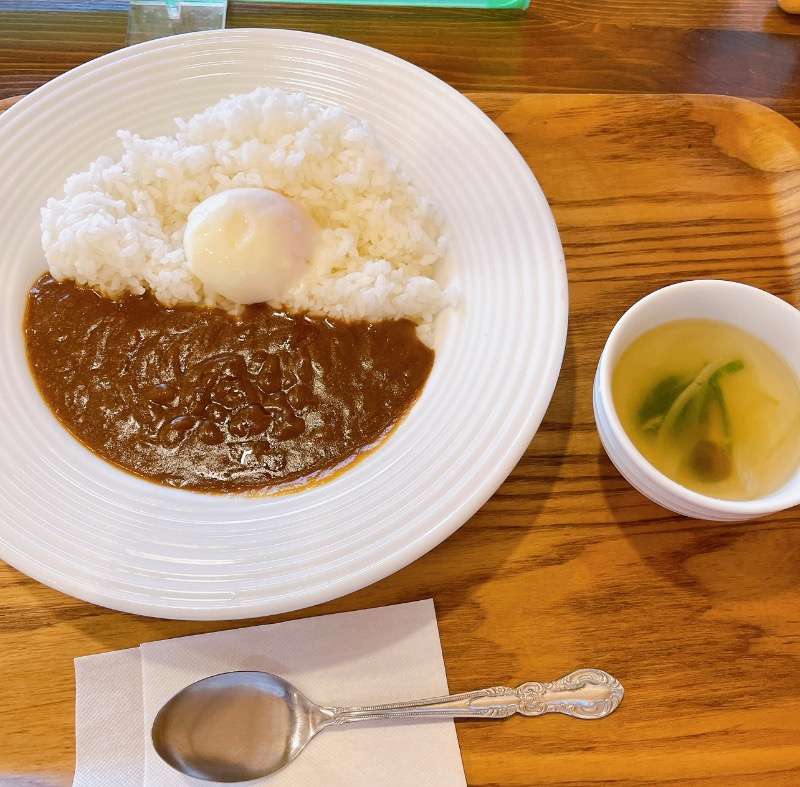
(151, 668, 623, 782)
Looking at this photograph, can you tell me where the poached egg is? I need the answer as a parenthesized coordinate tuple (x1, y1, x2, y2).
(184, 188, 320, 305)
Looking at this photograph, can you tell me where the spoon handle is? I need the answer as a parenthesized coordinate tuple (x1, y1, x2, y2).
(328, 668, 622, 724)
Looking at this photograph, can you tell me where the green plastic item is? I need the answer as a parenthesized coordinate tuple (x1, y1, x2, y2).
(257, 0, 529, 5)
(130, 0, 528, 32)
(259, 0, 529, 6)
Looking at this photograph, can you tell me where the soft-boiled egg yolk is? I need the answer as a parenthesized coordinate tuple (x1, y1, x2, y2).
(184, 188, 318, 305)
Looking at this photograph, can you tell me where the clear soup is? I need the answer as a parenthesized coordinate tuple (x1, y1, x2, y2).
(612, 318, 800, 501)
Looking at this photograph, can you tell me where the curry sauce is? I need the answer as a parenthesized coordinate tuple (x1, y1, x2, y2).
(24, 274, 434, 493)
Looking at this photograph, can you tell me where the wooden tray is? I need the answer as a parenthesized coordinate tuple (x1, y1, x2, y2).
(458, 92, 800, 784)
(2, 92, 799, 785)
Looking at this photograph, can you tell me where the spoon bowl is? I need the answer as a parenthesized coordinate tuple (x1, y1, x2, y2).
(152, 672, 331, 782)
(152, 668, 624, 782)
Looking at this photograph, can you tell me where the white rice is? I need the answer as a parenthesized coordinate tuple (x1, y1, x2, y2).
(40, 87, 454, 344)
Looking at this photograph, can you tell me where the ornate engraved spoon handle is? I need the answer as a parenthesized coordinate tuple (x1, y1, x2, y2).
(328, 669, 623, 724)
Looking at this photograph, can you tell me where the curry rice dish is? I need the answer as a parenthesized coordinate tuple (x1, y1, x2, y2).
(26, 88, 452, 493)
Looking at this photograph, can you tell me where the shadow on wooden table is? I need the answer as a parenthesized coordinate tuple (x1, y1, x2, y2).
(598, 453, 800, 731)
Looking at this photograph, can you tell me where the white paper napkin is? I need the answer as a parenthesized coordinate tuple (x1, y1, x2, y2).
(73, 599, 466, 786)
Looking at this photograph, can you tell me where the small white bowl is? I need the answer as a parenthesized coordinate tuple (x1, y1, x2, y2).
(593, 279, 800, 521)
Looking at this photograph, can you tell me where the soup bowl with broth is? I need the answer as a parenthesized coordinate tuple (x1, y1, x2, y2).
(594, 280, 800, 521)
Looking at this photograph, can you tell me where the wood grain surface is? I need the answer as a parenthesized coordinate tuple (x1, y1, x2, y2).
(2, 0, 800, 124)
(2, 90, 799, 785)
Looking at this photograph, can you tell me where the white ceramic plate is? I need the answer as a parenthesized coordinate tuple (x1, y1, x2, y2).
(0, 29, 567, 620)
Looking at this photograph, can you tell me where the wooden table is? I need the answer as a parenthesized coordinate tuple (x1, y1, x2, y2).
(2, 2, 800, 785)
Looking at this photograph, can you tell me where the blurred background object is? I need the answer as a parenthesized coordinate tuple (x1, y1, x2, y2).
(127, 0, 228, 44)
